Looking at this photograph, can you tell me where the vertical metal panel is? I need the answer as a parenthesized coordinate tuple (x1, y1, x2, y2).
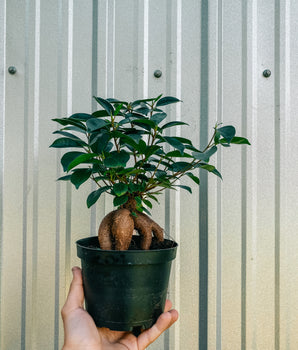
(0, 1, 5, 349)
(279, 2, 298, 349)
(2, 0, 27, 348)
(1, 1, 298, 349)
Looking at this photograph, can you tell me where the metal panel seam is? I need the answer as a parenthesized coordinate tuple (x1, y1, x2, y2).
(199, 0, 209, 349)
(175, 1, 182, 349)
(90, 0, 99, 237)
(274, 0, 281, 348)
(65, 0, 74, 297)
(216, 0, 223, 349)
(21, 0, 31, 348)
(31, 1, 40, 348)
(241, 1, 248, 349)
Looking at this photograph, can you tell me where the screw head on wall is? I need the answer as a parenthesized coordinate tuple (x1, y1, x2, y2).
(8, 66, 17, 75)
(263, 69, 271, 78)
(154, 70, 162, 78)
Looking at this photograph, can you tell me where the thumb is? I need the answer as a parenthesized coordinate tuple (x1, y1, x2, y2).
(62, 267, 84, 315)
(137, 308, 179, 349)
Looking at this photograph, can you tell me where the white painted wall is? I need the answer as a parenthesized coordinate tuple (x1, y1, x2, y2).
(1, 0, 298, 349)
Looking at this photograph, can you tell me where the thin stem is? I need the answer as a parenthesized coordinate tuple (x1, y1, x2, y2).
(202, 126, 218, 152)
(91, 174, 110, 188)
(111, 114, 120, 152)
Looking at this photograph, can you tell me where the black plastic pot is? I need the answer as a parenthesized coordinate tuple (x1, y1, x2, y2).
(76, 236, 177, 332)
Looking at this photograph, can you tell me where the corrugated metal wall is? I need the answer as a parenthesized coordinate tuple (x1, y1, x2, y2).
(1, 0, 298, 349)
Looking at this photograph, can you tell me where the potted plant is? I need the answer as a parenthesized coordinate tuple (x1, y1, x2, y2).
(50, 94, 249, 332)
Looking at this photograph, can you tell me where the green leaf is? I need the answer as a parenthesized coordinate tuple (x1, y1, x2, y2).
(186, 172, 200, 185)
(128, 133, 144, 144)
(156, 96, 181, 107)
(214, 130, 221, 144)
(89, 132, 110, 153)
(149, 157, 173, 169)
(147, 193, 159, 203)
(229, 136, 251, 145)
(92, 163, 106, 174)
(128, 183, 142, 193)
(86, 118, 108, 132)
(71, 168, 92, 189)
(166, 150, 192, 158)
(136, 107, 151, 115)
(135, 196, 143, 207)
(184, 144, 200, 152)
(106, 98, 128, 105)
(112, 131, 138, 148)
(192, 146, 218, 162)
(131, 98, 156, 107)
(104, 150, 130, 168)
(158, 179, 173, 189)
(105, 142, 113, 152)
(92, 110, 110, 118)
(174, 184, 192, 193)
(136, 174, 149, 182)
(114, 103, 124, 116)
(161, 121, 188, 130)
(171, 161, 191, 172)
(144, 145, 162, 158)
(52, 118, 86, 130)
(87, 186, 112, 208)
(174, 136, 193, 145)
(142, 163, 157, 171)
(117, 168, 145, 176)
(163, 136, 185, 155)
(93, 96, 114, 115)
(142, 199, 152, 209)
(197, 163, 216, 172)
(57, 175, 72, 181)
(67, 153, 97, 171)
(140, 206, 152, 216)
(50, 137, 87, 148)
(132, 119, 156, 130)
(154, 94, 163, 102)
(61, 151, 85, 171)
(60, 126, 86, 134)
(217, 126, 236, 144)
(70, 113, 93, 121)
(53, 130, 82, 140)
(118, 117, 135, 126)
(211, 168, 222, 179)
(113, 195, 129, 207)
(137, 139, 147, 154)
(155, 170, 167, 179)
(113, 183, 128, 196)
(150, 112, 167, 125)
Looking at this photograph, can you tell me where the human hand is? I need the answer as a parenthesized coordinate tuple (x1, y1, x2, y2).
(61, 266, 179, 350)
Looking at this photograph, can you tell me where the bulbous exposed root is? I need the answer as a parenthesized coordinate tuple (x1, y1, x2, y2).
(133, 212, 164, 250)
(98, 209, 134, 251)
(98, 208, 164, 251)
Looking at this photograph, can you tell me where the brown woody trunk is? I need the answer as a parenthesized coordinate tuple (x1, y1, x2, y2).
(98, 198, 164, 250)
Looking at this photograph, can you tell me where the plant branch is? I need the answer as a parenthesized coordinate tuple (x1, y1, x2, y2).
(111, 114, 120, 152)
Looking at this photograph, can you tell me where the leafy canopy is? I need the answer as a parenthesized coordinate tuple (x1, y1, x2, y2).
(50, 95, 250, 213)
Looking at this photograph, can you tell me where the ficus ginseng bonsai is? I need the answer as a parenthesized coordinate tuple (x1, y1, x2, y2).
(50, 94, 250, 251)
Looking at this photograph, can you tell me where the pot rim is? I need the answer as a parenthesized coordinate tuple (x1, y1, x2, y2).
(76, 235, 178, 253)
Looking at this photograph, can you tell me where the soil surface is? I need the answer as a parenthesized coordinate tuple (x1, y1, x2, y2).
(88, 235, 176, 250)
(129, 236, 176, 250)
